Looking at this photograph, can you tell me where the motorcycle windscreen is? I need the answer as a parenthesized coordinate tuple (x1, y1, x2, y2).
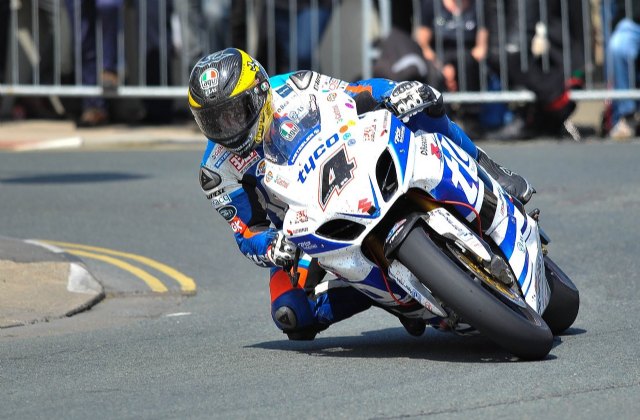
(263, 94, 321, 165)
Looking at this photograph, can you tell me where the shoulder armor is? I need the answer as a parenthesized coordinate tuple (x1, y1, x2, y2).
(289, 70, 315, 90)
(200, 166, 222, 193)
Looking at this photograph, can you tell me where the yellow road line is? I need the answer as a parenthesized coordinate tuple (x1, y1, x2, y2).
(43, 240, 196, 293)
(66, 249, 169, 293)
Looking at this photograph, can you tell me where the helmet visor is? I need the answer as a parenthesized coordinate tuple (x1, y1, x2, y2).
(191, 83, 269, 141)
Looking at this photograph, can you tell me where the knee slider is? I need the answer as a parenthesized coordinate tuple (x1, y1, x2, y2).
(271, 288, 315, 332)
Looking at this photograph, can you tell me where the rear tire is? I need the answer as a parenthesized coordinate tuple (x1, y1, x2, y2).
(542, 256, 580, 335)
(396, 226, 553, 360)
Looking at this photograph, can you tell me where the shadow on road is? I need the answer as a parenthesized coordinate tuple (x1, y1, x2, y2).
(246, 327, 589, 363)
(0, 172, 148, 184)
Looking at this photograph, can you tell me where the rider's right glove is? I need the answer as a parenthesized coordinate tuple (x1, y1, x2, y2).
(386, 81, 444, 122)
(267, 231, 297, 270)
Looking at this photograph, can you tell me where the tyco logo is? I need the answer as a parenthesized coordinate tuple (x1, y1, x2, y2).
(298, 133, 340, 184)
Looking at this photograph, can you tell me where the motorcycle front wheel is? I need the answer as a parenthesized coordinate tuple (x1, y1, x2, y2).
(542, 255, 580, 335)
(395, 226, 553, 360)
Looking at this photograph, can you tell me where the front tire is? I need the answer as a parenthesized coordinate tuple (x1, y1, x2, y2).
(542, 256, 580, 335)
(395, 226, 553, 360)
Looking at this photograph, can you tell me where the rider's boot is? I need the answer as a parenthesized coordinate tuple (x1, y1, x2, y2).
(476, 148, 536, 204)
(399, 316, 426, 337)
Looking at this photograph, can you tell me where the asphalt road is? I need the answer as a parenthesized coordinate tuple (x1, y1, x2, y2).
(0, 140, 639, 419)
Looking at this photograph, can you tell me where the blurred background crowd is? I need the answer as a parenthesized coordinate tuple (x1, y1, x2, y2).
(0, 0, 638, 141)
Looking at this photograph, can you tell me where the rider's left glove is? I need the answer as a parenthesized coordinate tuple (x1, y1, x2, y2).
(267, 231, 297, 269)
(387, 81, 444, 122)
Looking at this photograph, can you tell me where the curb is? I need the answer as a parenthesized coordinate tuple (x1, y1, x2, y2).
(0, 236, 105, 328)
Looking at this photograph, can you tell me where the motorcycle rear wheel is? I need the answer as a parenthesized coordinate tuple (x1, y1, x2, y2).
(395, 226, 553, 360)
(542, 255, 580, 335)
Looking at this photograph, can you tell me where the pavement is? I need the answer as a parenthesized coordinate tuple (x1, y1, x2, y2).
(0, 119, 206, 329)
(0, 100, 623, 329)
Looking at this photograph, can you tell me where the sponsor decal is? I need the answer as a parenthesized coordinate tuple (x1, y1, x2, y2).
(210, 189, 226, 197)
(230, 217, 244, 233)
(265, 171, 273, 183)
(332, 105, 342, 122)
(212, 194, 232, 206)
(200, 68, 219, 92)
(229, 150, 260, 173)
(393, 126, 405, 144)
(275, 99, 291, 117)
(386, 218, 407, 244)
(363, 125, 376, 142)
(298, 133, 340, 183)
(274, 175, 289, 188)
(327, 78, 341, 90)
(218, 205, 237, 221)
(276, 83, 293, 98)
(326, 92, 337, 102)
(345, 101, 354, 109)
(313, 74, 321, 90)
(294, 210, 308, 224)
(214, 151, 231, 168)
(256, 160, 266, 176)
(212, 144, 226, 159)
(430, 142, 442, 159)
(296, 240, 318, 251)
(288, 126, 320, 164)
(279, 120, 300, 140)
(358, 198, 374, 214)
(288, 227, 309, 235)
(343, 132, 352, 141)
(420, 138, 430, 155)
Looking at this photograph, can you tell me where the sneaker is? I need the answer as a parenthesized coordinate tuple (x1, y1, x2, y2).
(609, 118, 634, 140)
(477, 148, 536, 204)
(399, 316, 426, 337)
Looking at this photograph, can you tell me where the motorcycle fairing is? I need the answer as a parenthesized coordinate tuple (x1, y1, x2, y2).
(264, 90, 550, 314)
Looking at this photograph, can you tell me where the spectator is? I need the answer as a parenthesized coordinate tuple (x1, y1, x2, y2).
(202, 0, 232, 54)
(482, 0, 579, 140)
(415, 0, 488, 92)
(65, 0, 121, 126)
(274, 0, 335, 72)
(0, 0, 9, 85)
(607, 0, 640, 139)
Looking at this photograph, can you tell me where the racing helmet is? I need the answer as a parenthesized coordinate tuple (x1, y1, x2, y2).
(188, 48, 272, 157)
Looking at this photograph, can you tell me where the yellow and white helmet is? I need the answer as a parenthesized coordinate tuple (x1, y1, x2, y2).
(188, 48, 273, 157)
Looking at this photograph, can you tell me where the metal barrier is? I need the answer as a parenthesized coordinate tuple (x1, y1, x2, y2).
(0, 0, 638, 104)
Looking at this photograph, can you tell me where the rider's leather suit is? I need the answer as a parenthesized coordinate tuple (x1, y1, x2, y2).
(199, 70, 478, 337)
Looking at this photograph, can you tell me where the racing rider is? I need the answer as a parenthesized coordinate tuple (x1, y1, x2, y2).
(189, 48, 535, 340)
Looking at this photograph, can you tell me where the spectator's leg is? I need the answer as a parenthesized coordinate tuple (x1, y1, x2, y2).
(294, 6, 332, 70)
(0, 0, 9, 83)
(65, 0, 108, 125)
(274, 7, 292, 72)
(608, 19, 640, 124)
(97, 0, 122, 76)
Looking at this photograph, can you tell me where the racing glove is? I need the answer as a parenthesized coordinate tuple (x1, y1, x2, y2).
(267, 231, 297, 269)
(386, 81, 444, 121)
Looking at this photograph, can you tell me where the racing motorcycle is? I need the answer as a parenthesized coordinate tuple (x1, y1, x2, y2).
(262, 90, 579, 360)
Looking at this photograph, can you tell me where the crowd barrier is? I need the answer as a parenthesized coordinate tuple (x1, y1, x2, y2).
(0, 0, 638, 104)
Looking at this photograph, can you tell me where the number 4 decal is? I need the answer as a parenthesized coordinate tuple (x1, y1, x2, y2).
(319, 145, 356, 210)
